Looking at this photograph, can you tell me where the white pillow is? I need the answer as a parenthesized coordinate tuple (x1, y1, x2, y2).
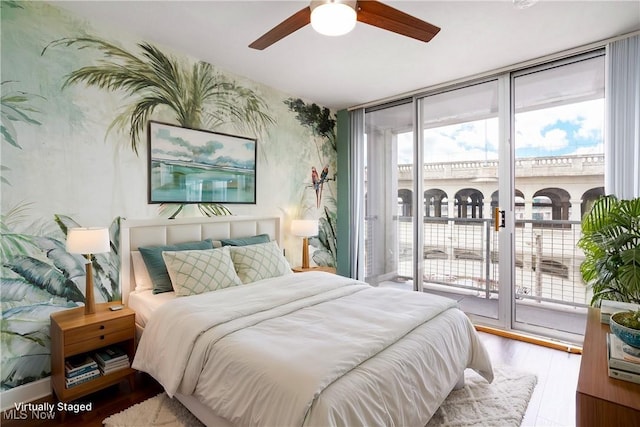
(132, 251, 153, 291)
(229, 241, 292, 284)
(162, 247, 242, 296)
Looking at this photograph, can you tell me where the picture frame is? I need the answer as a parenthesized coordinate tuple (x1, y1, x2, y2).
(147, 121, 257, 204)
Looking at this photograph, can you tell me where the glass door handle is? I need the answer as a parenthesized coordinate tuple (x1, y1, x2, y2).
(494, 208, 505, 231)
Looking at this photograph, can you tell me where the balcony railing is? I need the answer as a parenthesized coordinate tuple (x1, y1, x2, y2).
(388, 153, 605, 182)
(377, 216, 589, 308)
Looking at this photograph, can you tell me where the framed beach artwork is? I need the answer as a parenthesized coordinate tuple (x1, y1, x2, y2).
(147, 121, 257, 204)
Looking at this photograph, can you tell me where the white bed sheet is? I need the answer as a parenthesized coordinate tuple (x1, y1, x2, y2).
(133, 271, 493, 427)
(127, 289, 176, 328)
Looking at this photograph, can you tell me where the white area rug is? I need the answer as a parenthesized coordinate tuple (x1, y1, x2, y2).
(427, 365, 537, 427)
(104, 366, 536, 427)
(103, 393, 204, 427)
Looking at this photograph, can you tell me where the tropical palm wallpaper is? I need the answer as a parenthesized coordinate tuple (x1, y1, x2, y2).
(1, 2, 336, 391)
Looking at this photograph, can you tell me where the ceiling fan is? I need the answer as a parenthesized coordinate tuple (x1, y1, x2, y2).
(249, 0, 441, 50)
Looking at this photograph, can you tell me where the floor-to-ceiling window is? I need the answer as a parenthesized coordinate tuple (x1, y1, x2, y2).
(363, 101, 414, 287)
(511, 53, 605, 339)
(360, 50, 605, 343)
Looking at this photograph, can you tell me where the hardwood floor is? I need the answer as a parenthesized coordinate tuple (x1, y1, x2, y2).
(1, 373, 163, 427)
(478, 331, 582, 426)
(2, 332, 581, 426)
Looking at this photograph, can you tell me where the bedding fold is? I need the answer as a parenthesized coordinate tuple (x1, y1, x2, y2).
(133, 272, 493, 427)
(133, 273, 367, 396)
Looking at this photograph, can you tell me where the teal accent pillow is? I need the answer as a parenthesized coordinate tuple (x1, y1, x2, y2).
(220, 233, 270, 247)
(139, 240, 214, 294)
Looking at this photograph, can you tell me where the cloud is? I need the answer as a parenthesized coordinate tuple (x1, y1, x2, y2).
(514, 99, 603, 155)
(392, 98, 603, 164)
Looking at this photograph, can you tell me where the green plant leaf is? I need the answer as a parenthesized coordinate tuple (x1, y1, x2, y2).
(580, 195, 640, 306)
(4, 256, 84, 302)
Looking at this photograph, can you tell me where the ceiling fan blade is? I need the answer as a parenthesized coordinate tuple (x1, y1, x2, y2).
(249, 6, 311, 50)
(356, 0, 440, 43)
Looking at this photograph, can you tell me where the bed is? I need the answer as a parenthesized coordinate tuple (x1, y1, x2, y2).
(120, 216, 493, 427)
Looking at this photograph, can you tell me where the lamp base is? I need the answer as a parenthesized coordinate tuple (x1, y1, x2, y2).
(85, 259, 95, 315)
(301, 237, 310, 269)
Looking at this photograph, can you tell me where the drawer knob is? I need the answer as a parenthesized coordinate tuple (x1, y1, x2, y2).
(99, 325, 105, 330)
(100, 335, 105, 340)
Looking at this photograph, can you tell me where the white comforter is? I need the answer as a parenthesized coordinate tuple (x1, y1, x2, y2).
(133, 272, 493, 427)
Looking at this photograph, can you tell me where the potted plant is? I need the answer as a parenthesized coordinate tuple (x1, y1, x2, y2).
(610, 309, 640, 349)
(577, 195, 640, 306)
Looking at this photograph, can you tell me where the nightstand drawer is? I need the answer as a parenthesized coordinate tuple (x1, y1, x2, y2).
(65, 328, 134, 357)
(64, 316, 133, 345)
(50, 304, 136, 402)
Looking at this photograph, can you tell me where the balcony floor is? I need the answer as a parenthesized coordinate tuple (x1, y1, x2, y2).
(380, 280, 587, 343)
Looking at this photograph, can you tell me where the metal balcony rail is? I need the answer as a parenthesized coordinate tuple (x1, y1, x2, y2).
(366, 216, 589, 309)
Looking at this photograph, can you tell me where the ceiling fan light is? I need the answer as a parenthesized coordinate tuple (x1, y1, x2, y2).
(311, 2, 357, 37)
(513, 0, 538, 9)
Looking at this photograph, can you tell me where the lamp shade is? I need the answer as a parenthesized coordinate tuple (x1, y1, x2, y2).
(310, 0, 357, 36)
(291, 220, 319, 237)
(66, 227, 110, 255)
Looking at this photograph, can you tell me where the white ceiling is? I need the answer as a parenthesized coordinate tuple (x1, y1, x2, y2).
(54, 1, 640, 110)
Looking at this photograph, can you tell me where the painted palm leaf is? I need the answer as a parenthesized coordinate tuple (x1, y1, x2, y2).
(33, 236, 85, 279)
(1, 303, 73, 389)
(2, 304, 70, 337)
(0, 82, 45, 188)
(1, 278, 70, 308)
(32, 235, 114, 301)
(0, 232, 36, 261)
(1, 203, 40, 260)
(198, 203, 233, 217)
(43, 37, 274, 154)
(310, 206, 337, 268)
(1, 352, 50, 390)
(5, 256, 84, 302)
(54, 214, 120, 301)
(1, 81, 44, 150)
(1, 322, 52, 389)
(53, 213, 80, 236)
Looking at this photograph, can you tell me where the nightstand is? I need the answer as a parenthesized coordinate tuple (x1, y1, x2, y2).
(576, 307, 640, 425)
(292, 266, 337, 274)
(50, 302, 136, 402)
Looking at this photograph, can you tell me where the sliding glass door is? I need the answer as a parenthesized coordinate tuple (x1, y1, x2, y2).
(418, 80, 501, 320)
(511, 53, 605, 339)
(360, 51, 605, 342)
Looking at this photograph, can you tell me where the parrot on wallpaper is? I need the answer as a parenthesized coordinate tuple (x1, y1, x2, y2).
(312, 167, 321, 208)
(319, 165, 329, 207)
(311, 165, 330, 208)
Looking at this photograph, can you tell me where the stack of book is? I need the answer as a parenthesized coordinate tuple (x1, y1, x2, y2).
(64, 354, 100, 388)
(607, 333, 640, 384)
(94, 345, 130, 375)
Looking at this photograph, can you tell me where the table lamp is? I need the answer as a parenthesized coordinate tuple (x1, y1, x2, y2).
(66, 227, 110, 315)
(291, 220, 319, 269)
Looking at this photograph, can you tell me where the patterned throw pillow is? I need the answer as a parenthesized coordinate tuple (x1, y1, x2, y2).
(139, 240, 214, 294)
(229, 241, 292, 284)
(162, 247, 242, 296)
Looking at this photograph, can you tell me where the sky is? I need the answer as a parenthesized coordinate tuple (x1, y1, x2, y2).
(396, 98, 604, 164)
(151, 122, 255, 167)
